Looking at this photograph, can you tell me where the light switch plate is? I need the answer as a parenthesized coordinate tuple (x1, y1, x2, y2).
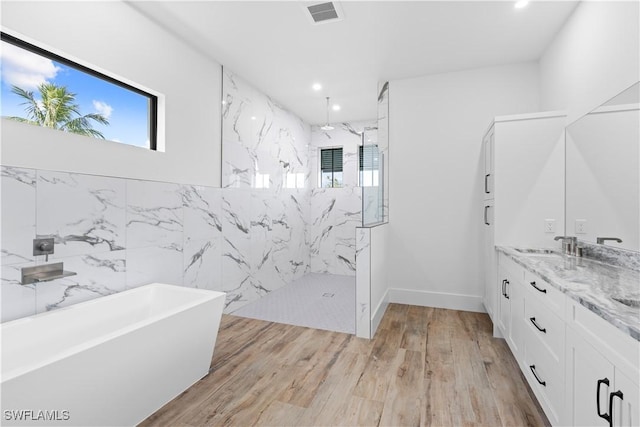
(575, 219, 587, 234)
(544, 219, 556, 233)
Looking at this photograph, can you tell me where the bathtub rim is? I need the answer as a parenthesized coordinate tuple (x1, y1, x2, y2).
(1, 283, 225, 383)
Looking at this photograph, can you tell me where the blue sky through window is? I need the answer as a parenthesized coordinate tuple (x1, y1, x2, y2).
(0, 40, 151, 148)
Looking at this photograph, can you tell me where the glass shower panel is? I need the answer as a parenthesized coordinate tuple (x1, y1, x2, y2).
(361, 81, 389, 226)
(362, 128, 383, 225)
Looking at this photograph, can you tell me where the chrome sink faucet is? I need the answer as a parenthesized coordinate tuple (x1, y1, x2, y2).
(596, 237, 623, 244)
(554, 236, 577, 254)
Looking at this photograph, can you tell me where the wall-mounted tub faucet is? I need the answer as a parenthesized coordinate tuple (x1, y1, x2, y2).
(596, 237, 623, 245)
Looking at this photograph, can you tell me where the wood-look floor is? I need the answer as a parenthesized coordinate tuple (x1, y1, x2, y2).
(141, 304, 549, 426)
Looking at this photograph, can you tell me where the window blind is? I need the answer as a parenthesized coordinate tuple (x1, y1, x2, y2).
(321, 147, 343, 172)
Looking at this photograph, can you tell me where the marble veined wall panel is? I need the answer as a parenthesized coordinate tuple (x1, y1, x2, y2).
(0, 167, 226, 322)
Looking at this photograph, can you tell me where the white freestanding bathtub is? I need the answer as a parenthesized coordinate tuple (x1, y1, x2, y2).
(1, 283, 226, 427)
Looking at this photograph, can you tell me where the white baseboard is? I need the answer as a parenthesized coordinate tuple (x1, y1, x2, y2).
(371, 290, 389, 337)
(387, 288, 486, 313)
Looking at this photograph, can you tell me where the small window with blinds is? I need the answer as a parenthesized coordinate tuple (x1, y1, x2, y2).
(320, 147, 343, 188)
(359, 144, 379, 187)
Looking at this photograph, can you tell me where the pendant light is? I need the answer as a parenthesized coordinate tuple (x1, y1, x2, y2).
(321, 96, 334, 130)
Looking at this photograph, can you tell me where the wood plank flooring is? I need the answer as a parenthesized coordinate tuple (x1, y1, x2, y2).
(141, 304, 549, 426)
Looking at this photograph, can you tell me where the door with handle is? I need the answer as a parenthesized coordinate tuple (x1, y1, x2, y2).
(566, 331, 615, 426)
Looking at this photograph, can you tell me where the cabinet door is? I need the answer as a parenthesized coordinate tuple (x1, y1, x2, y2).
(483, 202, 496, 322)
(483, 129, 494, 200)
(566, 331, 615, 426)
(611, 370, 640, 427)
(498, 265, 510, 336)
(506, 279, 524, 358)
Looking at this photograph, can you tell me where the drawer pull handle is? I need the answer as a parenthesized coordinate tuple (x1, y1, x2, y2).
(504, 280, 510, 299)
(530, 317, 546, 333)
(608, 390, 623, 427)
(485, 174, 490, 193)
(597, 378, 610, 422)
(529, 365, 546, 387)
(530, 281, 547, 293)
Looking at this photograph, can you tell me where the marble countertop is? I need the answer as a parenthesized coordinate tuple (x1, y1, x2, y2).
(497, 246, 640, 342)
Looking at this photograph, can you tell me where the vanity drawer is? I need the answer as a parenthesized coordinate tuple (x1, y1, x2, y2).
(524, 294, 564, 362)
(524, 332, 564, 425)
(524, 270, 565, 316)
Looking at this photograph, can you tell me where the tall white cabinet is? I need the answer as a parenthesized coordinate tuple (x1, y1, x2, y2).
(481, 111, 566, 327)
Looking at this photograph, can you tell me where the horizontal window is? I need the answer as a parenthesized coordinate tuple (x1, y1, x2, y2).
(320, 147, 343, 188)
(0, 32, 157, 150)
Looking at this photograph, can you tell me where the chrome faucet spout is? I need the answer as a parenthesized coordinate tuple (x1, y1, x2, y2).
(596, 237, 623, 244)
(554, 236, 576, 242)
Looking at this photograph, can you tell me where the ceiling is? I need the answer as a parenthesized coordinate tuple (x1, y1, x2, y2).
(128, 1, 579, 125)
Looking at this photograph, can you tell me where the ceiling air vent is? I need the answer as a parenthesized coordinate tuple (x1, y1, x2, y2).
(305, 2, 344, 25)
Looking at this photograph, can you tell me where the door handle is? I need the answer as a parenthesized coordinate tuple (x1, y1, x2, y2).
(484, 205, 490, 225)
(597, 378, 610, 422)
(504, 279, 509, 299)
(608, 390, 623, 427)
(484, 174, 491, 194)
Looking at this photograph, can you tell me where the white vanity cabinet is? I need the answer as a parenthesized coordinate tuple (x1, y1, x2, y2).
(496, 252, 525, 359)
(565, 298, 640, 427)
(496, 250, 640, 427)
(481, 111, 566, 326)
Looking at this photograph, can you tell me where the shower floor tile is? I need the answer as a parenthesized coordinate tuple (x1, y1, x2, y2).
(230, 273, 355, 334)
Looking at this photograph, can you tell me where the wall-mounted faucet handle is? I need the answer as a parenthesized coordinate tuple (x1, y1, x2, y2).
(33, 238, 55, 262)
(38, 241, 53, 251)
(596, 237, 623, 245)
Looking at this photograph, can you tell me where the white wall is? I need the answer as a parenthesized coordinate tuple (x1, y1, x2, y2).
(540, 0, 640, 122)
(388, 62, 539, 311)
(1, 1, 222, 187)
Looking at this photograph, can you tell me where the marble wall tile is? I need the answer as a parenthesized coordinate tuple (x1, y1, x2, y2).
(355, 228, 371, 339)
(1, 167, 36, 265)
(222, 71, 257, 146)
(333, 187, 362, 275)
(183, 237, 222, 290)
(35, 250, 126, 313)
(126, 246, 183, 289)
(126, 179, 183, 249)
(182, 185, 222, 240)
(221, 189, 252, 310)
(249, 190, 278, 292)
(1, 262, 37, 322)
(36, 171, 126, 258)
(222, 69, 310, 192)
(307, 188, 337, 273)
(222, 140, 256, 189)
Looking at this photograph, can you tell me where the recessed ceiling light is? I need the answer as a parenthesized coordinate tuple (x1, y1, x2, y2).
(312, 83, 322, 91)
(251, 116, 256, 120)
(332, 104, 341, 111)
(514, 0, 529, 9)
